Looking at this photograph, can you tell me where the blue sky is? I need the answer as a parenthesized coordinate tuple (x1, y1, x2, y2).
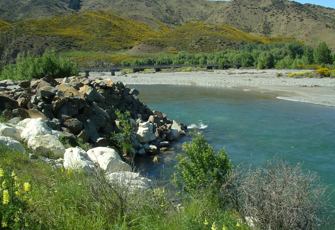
(294, 0, 335, 8)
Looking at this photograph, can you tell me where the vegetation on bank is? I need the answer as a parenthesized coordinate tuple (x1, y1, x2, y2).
(0, 51, 78, 81)
(0, 134, 332, 229)
(120, 42, 334, 70)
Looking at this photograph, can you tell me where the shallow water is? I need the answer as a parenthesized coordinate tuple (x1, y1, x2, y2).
(133, 85, 335, 204)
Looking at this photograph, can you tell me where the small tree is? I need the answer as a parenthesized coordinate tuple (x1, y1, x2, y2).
(314, 42, 332, 64)
(174, 134, 232, 193)
(257, 52, 274, 69)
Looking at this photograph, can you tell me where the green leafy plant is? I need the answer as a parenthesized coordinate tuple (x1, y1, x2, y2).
(0, 51, 78, 81)
(110, 110, 134, 158)
(174, 133, 232, 193)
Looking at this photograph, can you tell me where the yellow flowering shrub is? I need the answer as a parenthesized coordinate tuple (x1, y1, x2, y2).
(316, 67, 331, 77)
(0, 168, 31, 229)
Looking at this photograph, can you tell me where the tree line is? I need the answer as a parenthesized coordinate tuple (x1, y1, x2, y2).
(121, 42, 334, 69)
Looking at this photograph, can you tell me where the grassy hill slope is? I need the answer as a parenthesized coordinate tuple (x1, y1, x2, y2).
(14, 11, 157, 51)
(0, 11, 283, 55)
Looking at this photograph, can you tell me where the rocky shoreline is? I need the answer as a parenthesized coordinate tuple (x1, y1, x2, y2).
(0, 76, 187, 188)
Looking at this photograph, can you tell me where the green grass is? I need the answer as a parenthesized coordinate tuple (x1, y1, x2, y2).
(0, 145, 247, 229)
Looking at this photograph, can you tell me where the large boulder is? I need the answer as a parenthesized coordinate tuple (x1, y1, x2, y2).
(18, 118, 57, 141)
(137, 122, 156, 143)
(27, 134, 65, 157)
(87, 147, 131, 173)
(0, 123, 21, 140)
(0, 136, 26, 153)
(106, 172, 151, 191)
(63, 147, 95, 172)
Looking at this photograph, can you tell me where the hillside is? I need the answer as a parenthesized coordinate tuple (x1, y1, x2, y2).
(0, 10, 285, 66)
(1, 0, 334, 49)
(206, 0, 335, 49)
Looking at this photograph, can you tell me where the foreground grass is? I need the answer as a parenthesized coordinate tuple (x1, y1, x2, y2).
(0, 146, 246, 229)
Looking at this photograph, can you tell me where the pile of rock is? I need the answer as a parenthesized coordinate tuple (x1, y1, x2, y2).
(0, 117, 150, 191)
(0, 76, 186, 155)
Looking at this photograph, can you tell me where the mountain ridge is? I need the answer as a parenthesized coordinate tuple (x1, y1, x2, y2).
(0, 0, 335, 49)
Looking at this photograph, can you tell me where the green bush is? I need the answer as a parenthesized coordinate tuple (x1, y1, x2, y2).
(0, 51, 78, 81)
(174, 134, 232, 193)
(109, 110, 134, 158)
(330, 70, 335, 78)
(314, 42, 333, 64)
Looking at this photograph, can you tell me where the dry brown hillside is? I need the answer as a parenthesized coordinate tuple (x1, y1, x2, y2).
(206, 0, 335, 48)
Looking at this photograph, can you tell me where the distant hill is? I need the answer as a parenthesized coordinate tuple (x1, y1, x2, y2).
(0, 10, 276, 53)
(206, 0, 335, 49)
(0, 0, 335, 62)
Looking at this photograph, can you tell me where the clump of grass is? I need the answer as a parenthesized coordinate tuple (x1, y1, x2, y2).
(0, 51, 78, 81)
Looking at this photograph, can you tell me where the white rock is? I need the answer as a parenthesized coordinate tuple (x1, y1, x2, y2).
(169, 120, 184, 140)
(0, 123, 22, 140)
(0, 136, 26, 153)
(27, 134, 65, 157)
(87, 147, 131, 173)
(106, 171, 151, 191)
(136, 121, 156, 143)
(63, 147, 95, 172)
(18, 118, 53, 141)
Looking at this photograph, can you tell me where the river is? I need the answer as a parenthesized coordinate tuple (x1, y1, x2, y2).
(133, 85, 335, 206)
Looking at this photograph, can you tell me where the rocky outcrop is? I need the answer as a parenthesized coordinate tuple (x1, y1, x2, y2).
(0, 76, 187, 156)
(87, 147, 132, 173)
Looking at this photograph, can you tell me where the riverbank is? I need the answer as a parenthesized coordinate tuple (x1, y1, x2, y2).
(91, 69, 335, 107)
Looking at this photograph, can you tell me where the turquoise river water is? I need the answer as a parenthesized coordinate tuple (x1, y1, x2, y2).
(133, 85, 335, 207)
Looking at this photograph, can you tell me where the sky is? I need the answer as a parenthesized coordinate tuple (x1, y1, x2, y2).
(294, 0, 335, 8)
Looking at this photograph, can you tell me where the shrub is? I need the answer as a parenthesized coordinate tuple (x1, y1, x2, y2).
(314, 42, 333, 64)
(0, 51, 78, 81)
(316, 67, 331, 77)
(287, 71, 314, 78)
(228, 161, 332, 229)
(109, 110, 134, 158)
(174, 134, 232, 193)
(257, 52, 275, 69)
(330, 70, 335, 78)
